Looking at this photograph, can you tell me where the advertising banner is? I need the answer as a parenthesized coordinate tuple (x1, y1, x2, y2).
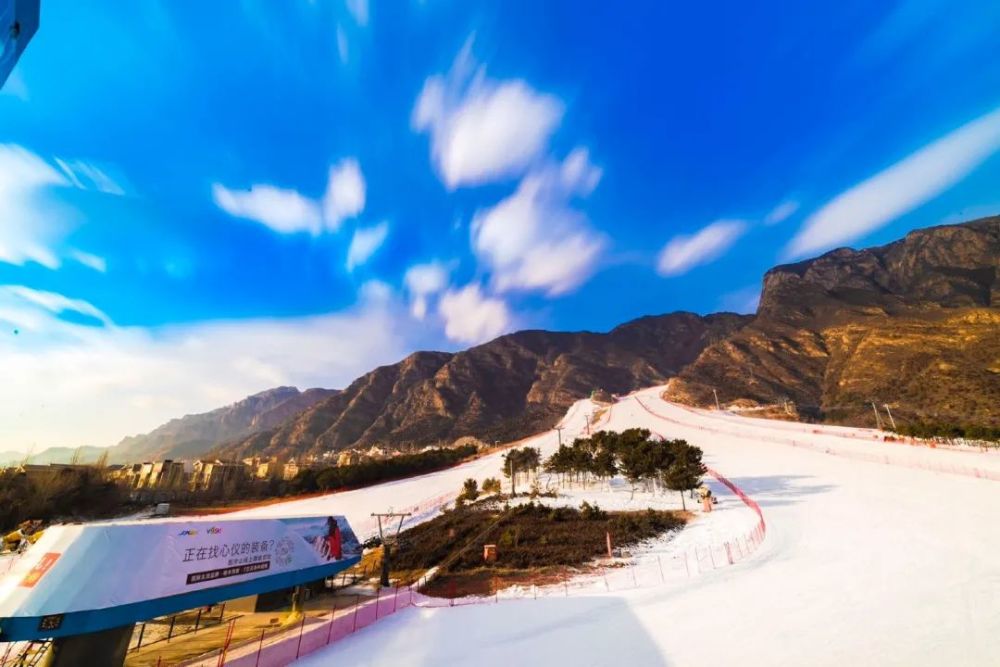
(0, 515, 360, 639)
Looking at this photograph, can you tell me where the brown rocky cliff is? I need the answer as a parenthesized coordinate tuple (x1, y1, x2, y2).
(217, 312, 749, 460)
(669, 216, 1000, 427)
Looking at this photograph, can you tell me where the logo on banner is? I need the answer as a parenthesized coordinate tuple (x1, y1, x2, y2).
(20, 552, 61, 588)
(274, 537, 295, 567)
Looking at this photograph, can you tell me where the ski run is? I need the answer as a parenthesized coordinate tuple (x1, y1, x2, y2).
(232, 386, 1000, 667)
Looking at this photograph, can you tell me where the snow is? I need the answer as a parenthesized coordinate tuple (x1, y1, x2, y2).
(232, 398, 609, 537)
(249, 388, 1000, 666)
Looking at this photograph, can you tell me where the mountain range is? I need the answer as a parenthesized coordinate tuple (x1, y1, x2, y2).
(6, 216, 996, 466)
(667, 216, 999, 427)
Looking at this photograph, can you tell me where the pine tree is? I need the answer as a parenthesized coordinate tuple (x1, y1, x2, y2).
(662, 440, 706, 511)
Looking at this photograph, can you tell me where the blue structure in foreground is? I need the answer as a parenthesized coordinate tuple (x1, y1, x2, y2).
(0, 0, 39, 88)
(0, 514, 361, 643)
(0, 556, 360, 642)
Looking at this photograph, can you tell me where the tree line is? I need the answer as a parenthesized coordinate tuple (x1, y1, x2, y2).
(0, 467, 126, 535)
(494, 430, 706, 509)
(0, 444, 481, 534)
(288, 444, 479, 494)
(892, 422, 1000, 444)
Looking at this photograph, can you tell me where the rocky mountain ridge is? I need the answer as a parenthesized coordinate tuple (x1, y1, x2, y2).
(667, 216, 999, 427)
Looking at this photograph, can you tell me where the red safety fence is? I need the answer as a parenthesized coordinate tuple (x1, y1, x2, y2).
(633, 396, 1000, 483)
(175, 446, 766, 665)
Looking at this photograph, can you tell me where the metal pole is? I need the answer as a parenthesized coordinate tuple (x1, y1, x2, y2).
(871, 402, 883, 429)
(295, 612, 307, 659)
(712, 388, 721, 411)
(883, 404, 897, 430)
(509, 456, 514, 495)
(254, 628, 265, 667)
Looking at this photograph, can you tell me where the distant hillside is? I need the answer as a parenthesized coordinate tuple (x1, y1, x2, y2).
(667, 216, 1000, 428)
(214, 312, 750, 461)
(104, 386, 338, 463)
(0, 446, 109, 468)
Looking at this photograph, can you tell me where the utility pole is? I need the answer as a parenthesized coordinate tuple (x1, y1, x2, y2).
(883, 404, 897, 431)
(712, 388, 721, 411)
(871, 402, 883, 430)
(508, 455, 515, 496)
(371, 511, 411, 588)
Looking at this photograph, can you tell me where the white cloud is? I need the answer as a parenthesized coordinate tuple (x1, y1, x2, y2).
(0, 285, 112, 329)
(0, 144, 76, 269)
(212, 183, 323, 234)
(656, 219, 748, 276)
(346, 0, 369, 26)
(412, 43, 563, 189)
(53, 158, 127, 196)
(346, 220, 389, 271)
(786, 105, 1000, 258)
(323, 158, 366, 229)
(0, 285, 421, 451)
(764, 199, 799, 225)
(437, 283, 512, 344)
(336, 24, 349, 63)
(472, 149, 605, 296)
(404, 261, 452, 319)
(213, 158, 365, 234)
(69, 249, 108, 273)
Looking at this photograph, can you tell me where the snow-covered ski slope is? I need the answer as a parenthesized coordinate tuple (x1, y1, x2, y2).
(230, 397, 605, 537)
(253, 387, 999, 667)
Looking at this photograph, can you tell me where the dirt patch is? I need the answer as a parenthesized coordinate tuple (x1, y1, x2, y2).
(422, 566, 585, 597)
(390, 500, 686, 596)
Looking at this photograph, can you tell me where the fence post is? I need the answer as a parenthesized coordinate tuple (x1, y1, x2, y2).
(352, 595, 360, 632)
(216, 618, 236, 667)
(295, 612, 307, 659)
(683, 551, 690, 577)
(394, 584, 399, 613)
(167, 615, 176, 642)
(194, 607, 203, 633)
(375, 586, 382, 619)
(134, 622, 146, 651)
(254, 628, 265, 667)
(656, 556, 665, 583)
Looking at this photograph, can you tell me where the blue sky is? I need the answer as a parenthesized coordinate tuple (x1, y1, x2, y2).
(1, 0, 999, 450)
